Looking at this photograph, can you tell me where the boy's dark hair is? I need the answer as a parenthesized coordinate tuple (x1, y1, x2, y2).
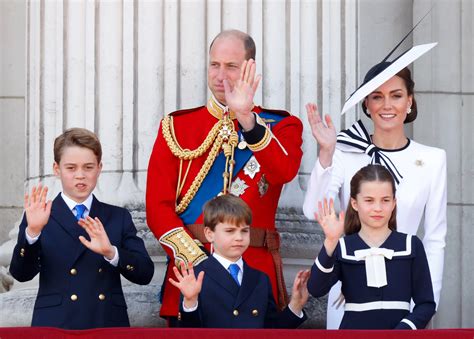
(54, 128, 102, 164)
(344, 164, 397, 235)
(203, 194, 252, 231)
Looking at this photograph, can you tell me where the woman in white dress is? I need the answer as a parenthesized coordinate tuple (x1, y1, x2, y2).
(303, 52, 447, 329)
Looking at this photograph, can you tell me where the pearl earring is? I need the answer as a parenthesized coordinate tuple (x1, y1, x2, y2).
(407, 107, 412, 114)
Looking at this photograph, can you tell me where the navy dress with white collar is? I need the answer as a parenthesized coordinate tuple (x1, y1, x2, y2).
(308, 231, 436, 329)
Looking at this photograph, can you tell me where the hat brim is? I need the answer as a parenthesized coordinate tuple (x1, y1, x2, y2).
(340, 42, 438, 115)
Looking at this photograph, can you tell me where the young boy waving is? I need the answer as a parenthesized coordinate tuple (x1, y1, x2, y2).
(170, 194, 309, 328)
(9, 128, 154, 329)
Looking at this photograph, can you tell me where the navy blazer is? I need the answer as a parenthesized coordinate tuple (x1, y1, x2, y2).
(9, 193, 154, 329)
(178, 255, 306, 328)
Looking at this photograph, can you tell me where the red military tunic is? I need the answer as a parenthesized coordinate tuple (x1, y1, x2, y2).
(146, 97, 303, 318)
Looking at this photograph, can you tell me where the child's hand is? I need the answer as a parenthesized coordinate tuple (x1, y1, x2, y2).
(78, 216, 116, 259)
(288, 269, 310, 315)
(169, 261, 204, 309)
(315, 198, 345, 256)
(24, 183, 52, 237)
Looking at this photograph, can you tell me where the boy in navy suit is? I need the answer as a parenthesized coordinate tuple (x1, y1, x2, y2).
(169, 194, 309, 328)
(9, 128, 154, 329)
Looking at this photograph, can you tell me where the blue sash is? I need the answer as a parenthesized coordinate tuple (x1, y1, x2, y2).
(179, 112, 285, 225)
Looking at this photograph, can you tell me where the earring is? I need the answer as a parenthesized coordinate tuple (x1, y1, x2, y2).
(366, 109, 371, 115)
(407, 107, 412, 114)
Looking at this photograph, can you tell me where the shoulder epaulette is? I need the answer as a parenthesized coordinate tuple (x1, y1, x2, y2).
(168, 105, 206, 117)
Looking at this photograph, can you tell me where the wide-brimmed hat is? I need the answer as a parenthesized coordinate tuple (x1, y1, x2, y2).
(341, 10, 437, 115)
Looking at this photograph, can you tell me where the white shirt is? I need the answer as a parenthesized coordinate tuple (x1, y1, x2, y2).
(25, 193, 119, 266)
(303, 140, 447, 327)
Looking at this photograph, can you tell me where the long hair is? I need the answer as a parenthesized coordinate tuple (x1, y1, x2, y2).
(344, 165, 397, 235)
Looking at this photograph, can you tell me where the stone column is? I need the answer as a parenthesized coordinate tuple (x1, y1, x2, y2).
(1, 0, 357, 328)
(0, 0, 26, 294)
(413, 0, 474, 328)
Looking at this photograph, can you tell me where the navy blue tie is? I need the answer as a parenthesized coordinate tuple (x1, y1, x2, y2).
(228, 263, 240, 286)
(75, 204, 86, 221)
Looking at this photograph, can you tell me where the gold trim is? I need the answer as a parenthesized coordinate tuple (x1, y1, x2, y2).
(159, 228, 208, 266)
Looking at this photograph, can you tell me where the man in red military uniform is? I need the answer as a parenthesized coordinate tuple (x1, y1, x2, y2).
(146, 30, 303, 324)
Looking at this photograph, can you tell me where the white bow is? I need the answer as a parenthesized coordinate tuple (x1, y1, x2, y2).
(354, 247, 394, 288)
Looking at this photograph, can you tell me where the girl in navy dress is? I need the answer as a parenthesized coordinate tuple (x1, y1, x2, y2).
(307, 164, 435, 329)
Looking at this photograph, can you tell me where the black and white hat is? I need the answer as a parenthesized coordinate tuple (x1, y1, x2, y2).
(341, 12, 437, 115)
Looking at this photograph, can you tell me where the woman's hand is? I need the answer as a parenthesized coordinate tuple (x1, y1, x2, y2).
(306, 103, 336, 168)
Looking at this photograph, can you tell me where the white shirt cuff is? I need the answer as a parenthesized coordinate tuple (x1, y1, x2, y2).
(288, 304, 304, 318)
(103, 246, 119, 267)
(182, 300, 198, 312)
(25, 229, 41, 245)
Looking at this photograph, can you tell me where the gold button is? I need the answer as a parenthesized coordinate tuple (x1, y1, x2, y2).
(177, 312, 182, 321)
(233, 309, 239, 316)
(98, 268, 103, 273)
(98, 294, 105, 301)
(20, 248, 25, 253)
(126, 265, 134, 271)
(70, 268, 77, 275)
(70, 294, 78, 301)
(252, 309, 259, 317)
(20, 253, 24, 257)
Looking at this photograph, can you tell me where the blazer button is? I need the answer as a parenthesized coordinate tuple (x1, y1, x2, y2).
(126, 265, 134, 271)
(70, 268, 77, 275)
(98, 294, 106, 301)
(98, 268, 103, 273)
(70, 294, 78, 301)
(177, 312, 182, 321)
(233, 310, 239, 316)
(252, 309, 259, 317)
(20, 248, 25, 257)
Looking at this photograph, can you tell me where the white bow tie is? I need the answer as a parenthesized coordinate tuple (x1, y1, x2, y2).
(354, 247, 394, 288)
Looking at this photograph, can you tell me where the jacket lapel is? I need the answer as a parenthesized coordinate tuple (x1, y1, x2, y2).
(50, 193, 88, 241)
(234, 261, 259, 308)
(204, 256, 240, 298)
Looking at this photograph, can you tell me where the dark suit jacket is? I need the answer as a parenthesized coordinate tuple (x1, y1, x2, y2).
(9, 193, 154, 329)
(178, 255, 306, 328)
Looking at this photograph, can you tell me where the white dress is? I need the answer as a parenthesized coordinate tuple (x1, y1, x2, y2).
(303, 122, 447, 329)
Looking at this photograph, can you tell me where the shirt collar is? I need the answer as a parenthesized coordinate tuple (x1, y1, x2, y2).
(61, 192, 93, 212)
(207, 95, 256, 121)
(213, 252, 244, 272)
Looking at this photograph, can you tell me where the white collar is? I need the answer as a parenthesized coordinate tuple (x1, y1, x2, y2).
(213, 252, 244, 272)
(61, 192, 93, 212)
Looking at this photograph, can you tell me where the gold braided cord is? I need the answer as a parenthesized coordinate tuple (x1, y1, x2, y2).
(162, 108, 238, 214)
(162, 115, 222, 160)
(175, 134, 224, 214)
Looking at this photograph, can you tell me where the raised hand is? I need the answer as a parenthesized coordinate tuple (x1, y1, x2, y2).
(224, 59, 261, 131)
(24, 183, 52, 237)
(305, 103, 337, 168)
(288, 269, 310, 314)
(78, 216, 116, 259)
(169, 261, 205, 309)
(315, 198, 345, 256)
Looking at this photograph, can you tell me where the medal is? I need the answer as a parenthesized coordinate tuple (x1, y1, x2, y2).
(230, 178, 249, 197)
(243, 156, 260, 179)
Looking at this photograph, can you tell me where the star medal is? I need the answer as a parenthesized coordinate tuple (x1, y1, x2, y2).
(230, 178, 249, 197)
(244, 156, 260, 179)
